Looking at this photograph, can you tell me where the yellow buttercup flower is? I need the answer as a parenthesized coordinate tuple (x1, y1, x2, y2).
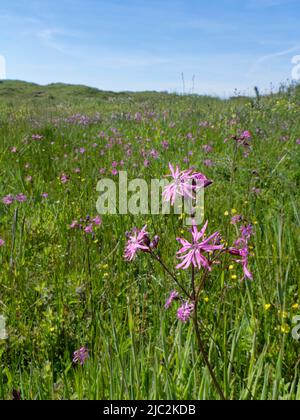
(292, 303, 299, 310)
(224, 211, 229, 216)
(264, 304, 272, 311)
(281, 324, 290, 334)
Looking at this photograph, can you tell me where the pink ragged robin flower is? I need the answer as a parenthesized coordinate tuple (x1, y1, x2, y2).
(2, 195, 14, 205)
(124, 225, 150, 261)
(177, 301, 194, 323)
(0, 239, 5, 247)
(84, 224, 94, 234)
(70, 220, 79, 229)
(60, 173, 70, 184)
(15, 194, 27, 203)
(176, 221, 223, 271)
(162, 163, 194, 205)
(92, 216, 102, 226)
(229, 242, 253, 280)
(164, 290, 179, 309)
(240, 224, 253, 239)
(73, 347, 89, 365)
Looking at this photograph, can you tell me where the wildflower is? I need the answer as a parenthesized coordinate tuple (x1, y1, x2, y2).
(231, 215, 243, 224)
(224, 211, 229, 216)
(177, 301, 194, 323)
(70, 220, 79, 229)
(124, 225, 150, 261)
(12, 389, 21, 400)
(79, 148, 86, 154)
(41, 193, 49, 199)
(149, 235, 159, 250)
(240, 224, 253, 239)
(164, 291, 179, 309)
(192, 171, 213, 188)
(60, 173, 70, 184)
(150, 149, 159, 159)
(202, 144, 213, 153)
(73, 347, 89, 365)
(203, 159, 214, 167)
(163, 163, 211, 206)
(241, 130, 252, 139)
(296, 139, 300, 145)
(0, 239, 5, 247)
(84, 224, 94, 234)
(162, 164, 193, 205)
(251, 187, 261, 195)
(229, 245, 253, 280)
(265, 304, 272, 311)
(292, 303, 299, 310)
(92, 216, 102, 226)
(176, 221, 223, 271)
(2, 195, 14, 205)
(15, 194, 27, 203)
(31, 134, 43, 140)
(280, 324, 290, 334)
(11, 147, 17, 153)
(161, 140, 169, 149)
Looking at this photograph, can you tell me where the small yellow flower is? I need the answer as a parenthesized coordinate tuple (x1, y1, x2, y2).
(264, 304, 272, 311)
(292, 303, 299, 310)
(204, 297, 209, 303)
(224, 211, 229, 216)
(231, 208, 237, 215)
(102, 264, 109, 270)
(281, 324, 290, 334)
(231, 275, 238, 280)
(103, 273, 109, 278)
(180, 229, 185, 234)
(229, 265, 234, 270)
(278, 310, 288, 319)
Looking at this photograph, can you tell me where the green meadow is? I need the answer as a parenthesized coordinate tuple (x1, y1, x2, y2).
(0, 80, 300, 400)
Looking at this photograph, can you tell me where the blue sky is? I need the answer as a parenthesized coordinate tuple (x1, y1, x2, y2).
(1, 0, 300, 96)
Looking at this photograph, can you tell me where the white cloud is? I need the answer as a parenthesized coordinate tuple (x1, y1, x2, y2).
(37, 29, 68, 53)
(248, 44, 300, 76)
